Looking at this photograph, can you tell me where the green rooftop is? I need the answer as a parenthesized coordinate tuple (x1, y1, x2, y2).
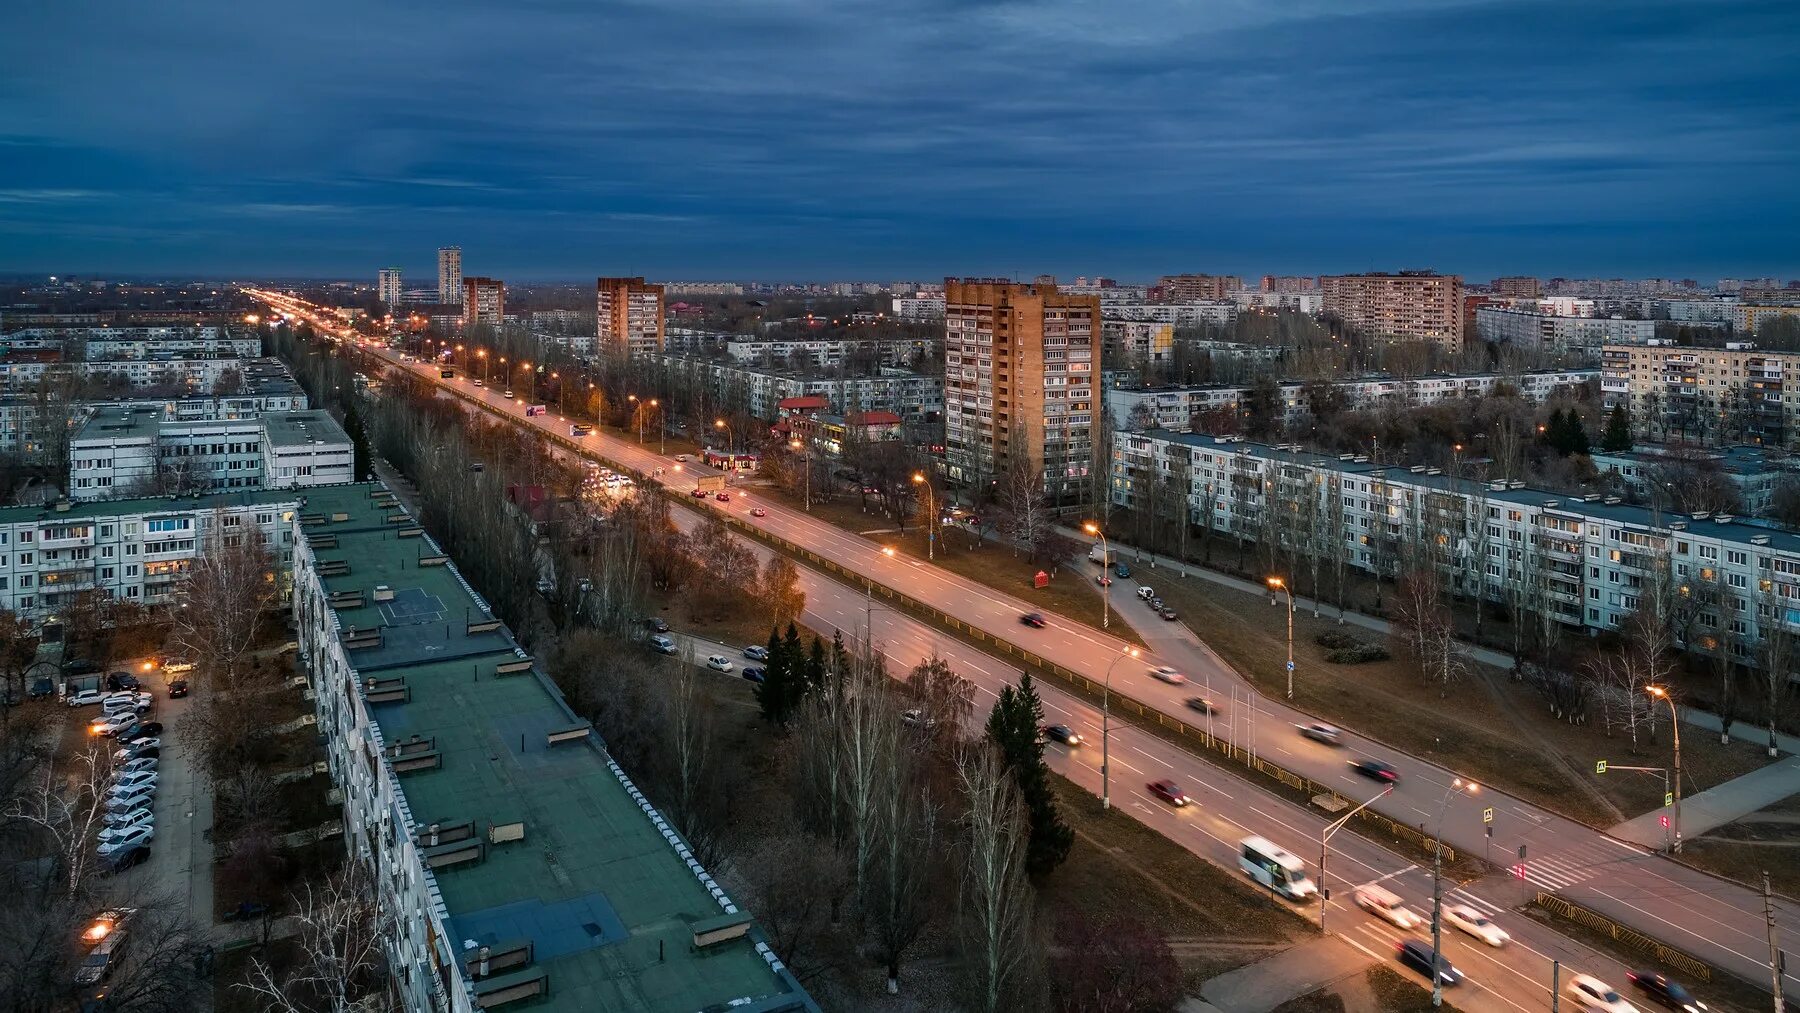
(0, 485, 303, 526)
(262, 409, 349, 448)
(300, 482, 813, 1012)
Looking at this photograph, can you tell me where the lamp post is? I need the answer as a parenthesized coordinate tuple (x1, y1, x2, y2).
(1319, 785, 1393, 932)
(912, 472, 934, 561)
(790, 439, 811, 511)
(628, 395, 645, 443)
(1647, 685, 1683, 851)
(1101, 647, 1141, 809)
(1083, 522, 1110, 629)
(1268, 576, 1295, 699)
(714, 418, 734, 454)
(656, 399, 665, 454)
(477, 348, 489, 384)
(1430, 778, 1479, 1008)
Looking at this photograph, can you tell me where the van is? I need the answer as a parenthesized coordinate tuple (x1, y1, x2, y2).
(649, 635, 677, 655)
(1353, 883, 1423, 929)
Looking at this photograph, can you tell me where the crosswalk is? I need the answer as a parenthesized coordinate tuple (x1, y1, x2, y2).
(1515, 839, 1633, 893)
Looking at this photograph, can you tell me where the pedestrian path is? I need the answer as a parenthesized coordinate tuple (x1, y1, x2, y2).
(1611, 754, 1800, 849)
(1193, 936, 1375, 1013)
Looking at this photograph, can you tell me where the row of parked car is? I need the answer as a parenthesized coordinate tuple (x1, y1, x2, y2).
(97, 718, 163, 873)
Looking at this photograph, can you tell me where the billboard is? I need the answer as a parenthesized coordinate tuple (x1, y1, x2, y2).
(524, 404, 548, 417)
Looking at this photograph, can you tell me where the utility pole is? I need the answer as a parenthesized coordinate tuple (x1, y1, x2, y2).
(1431, 838, 1446, 1008)
(1767, 870, 1787, 1013)
(1551, 961, 1560, 1012)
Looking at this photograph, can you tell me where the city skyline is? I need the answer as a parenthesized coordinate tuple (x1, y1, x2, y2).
(2, 0, 1796, 279)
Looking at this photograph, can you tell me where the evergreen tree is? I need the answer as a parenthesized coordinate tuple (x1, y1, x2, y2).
(984, 671, 1073, 880)
(830, 628, 850, 680)
(1601, 404, 1632, 453)
(755, 625, 793, 725)
(342, 397, 373, 481)
(807, 635, 827, 694)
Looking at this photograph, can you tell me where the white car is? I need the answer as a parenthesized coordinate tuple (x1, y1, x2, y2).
(1353, 884, 1423, 930)
(103, 804, 153, 830)
(107, 771, 159, 796)
(90, 712, 138, 737)
(66, 689, 106, 708)
(96, 824, 155, 857)
(705, 655, 734, 673)
(1566, 974, 1640, 1013)
(1148, 666, 1187, 685)
(1136, 586, 1156, 601)
(114, 756, 159, 777)
(1443, 903, 1510, 946)
(118, 736, 161, 754)
(97, 813, 153, 845)
(105, 787, 155, 813)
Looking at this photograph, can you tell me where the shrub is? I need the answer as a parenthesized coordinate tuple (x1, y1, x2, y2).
(1314, 631, 1361, 650)
(1326, 643, 1389, 664)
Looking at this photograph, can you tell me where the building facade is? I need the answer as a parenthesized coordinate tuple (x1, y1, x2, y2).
(1602, 343, 1797, 445)
(1491, 276, 1543, 299)
(890, 296, 946, 319)
(1321, 271, 1464, 350)
(595, 277, 666, 357)
(1104, 302, 1238, 327)
(1158, 274, 1242, 301)
(658, 356, 942, 421)
(379, 269, 403, 308)
(1474, 308, 1657, 354)
(1739, 305, 1800, 336)
(68, 409, 353, 500)
(437, 247, 463, 305)
(943, 278, 1098, 499)
(463, 277, 504, 327)
(719, 336, 932, 369)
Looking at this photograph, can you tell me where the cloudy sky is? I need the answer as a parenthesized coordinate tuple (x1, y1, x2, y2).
(2, 0, 1795, 282)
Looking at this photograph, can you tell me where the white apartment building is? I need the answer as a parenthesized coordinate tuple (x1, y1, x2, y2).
(5, 326, 261, 360)
(379, 269, 403, 307)
(1107, 369, 1598, 432)
(68, 409, 352, 500)
(1233, 290, 1323, 314)
(1475, 308, 1657, 353)
(1111, 430, 1800, 661)
(530, 330, 596, 358)
(721, 336, 932, 369)
(0, 355, 248, 393)
(659, 355, 942, 421)
(1659, 299, 1739, 325)
(891, 296, 946, 319)
(1104, 301, 1238, 327)
(438, 247, 463, 305)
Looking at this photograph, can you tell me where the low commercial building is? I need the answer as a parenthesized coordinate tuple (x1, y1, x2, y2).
(291, 484, 813, 1013)
(789, 410, 904, 457)
(68, 409, 352, 500)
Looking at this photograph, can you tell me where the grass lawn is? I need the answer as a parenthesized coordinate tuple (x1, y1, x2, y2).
(1144, 571, 1775, 829)
(1676, 791, 1800, 898)
(1520, 902, 1767, 1013)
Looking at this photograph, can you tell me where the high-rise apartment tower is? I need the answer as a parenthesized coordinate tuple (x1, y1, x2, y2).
(438, 247, 463, 305)
(377, 268, 402, 307)
(463, 277, 504, 327)
(596, 277, 666, 357)
(1320, 270, 1464, 350)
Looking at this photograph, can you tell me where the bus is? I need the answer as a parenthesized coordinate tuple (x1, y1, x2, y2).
(569, 423, 594, 437)
(1239, 836, 1315, 900)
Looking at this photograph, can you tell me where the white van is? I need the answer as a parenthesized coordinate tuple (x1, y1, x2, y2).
(1239, 836, 1316, 900)
(1353, 883, 1423, 929)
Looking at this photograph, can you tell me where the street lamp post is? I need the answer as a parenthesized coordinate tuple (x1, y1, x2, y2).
(1319, 785, 1393, 932)
(714, 418, 734, 454)
(1647, 685, 1683, 851)
(912, 472, 934, 561)
(790, 439, 811, 511)
(1083, 522, 1110, 629)
(1268, 576, 1295, 699)
(1430, 778, 1479, 1008)
(477, 348, 489, 384)
(1101, 647, 1141, 809)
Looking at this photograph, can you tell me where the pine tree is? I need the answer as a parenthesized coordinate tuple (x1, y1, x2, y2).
(755, 625, 792, 725)
(1601, 404, 1632, 452)
(830, 629, 850, 681)
(342, 397, 373, 481)
(985, 671, 1073, 880)
(807, 635, 827, 694)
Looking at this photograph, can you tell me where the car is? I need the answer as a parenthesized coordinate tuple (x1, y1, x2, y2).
(102, 804, 153, 830)
(1160, 608, 1179, 621)
(1148, 597, 1165, 610)
(1298, 722, 1343, 745)
(675, 454, 691, 462)
(1626, 971, 1706, 1011)
(103, 845, 150, 874)
(1095, 574, 1112, 586)
(111, 744, 160, 765)
(90, 712, 138, 737)
(29, 677, 55, 699)
(1136, 586, 1156, 601)
(1041, 724, 1082, 746)
(167, 680, 188, 699)
(107, 771, 159, 796)
(1351, 759, 1400, 783)
(100, 692, 151, 716)
(1184, 696, 1217, 714)
(715, 491, 731, 502)
(1354, 884, 1423, 929)
(706, 655, 734, 673)
(66, 689, 106, 708)
(104, 786, 155, 814)
(900, 708, 936, 729)
(222, 901, 271, 922)
(1395, 940, 1461, 987)
(649, 635, 678, 655)
(1566, 973, 1640, 1012)
(503, 389, 515, 398)
(1443, 904, 1510, 947)
(535, 577, 555, 595)
(97, 815, 154, 847)
(1148, 666, 1187, 685)
(97, 824, 154, 857)
(691, 488, 710, 498)
(1146, 780, 1189, 807)
(472, 379, 484, 387)
(1114, 563, 1131, 578)
(1019, 612, 1047, 628)
(751, 507, 767, 517)
(115, 756, 159, 776)
(743, 645, 769, 661)
(119, 736, 161, 753)
(643, 616, 670, 633)
(132, 721, 164, 738)
(105, 671, 139, 691)
(741, 666, 766, 683)
(161, 661, 195, 675)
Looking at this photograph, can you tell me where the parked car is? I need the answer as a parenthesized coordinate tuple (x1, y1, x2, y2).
(642, 616, 670, 633)
(28, 677, 55, 699)
(1019, 612, 1047, 628)
(1395, 940, 1461, 988)
(1040, 724, 1082, 746)
(1136, 586, 1156, 601)
(706, 655, 734, 673)
(743, 645, 769, 661)
(130, 721, 163, 738)
(900, 708, 935, 729)
(90, 712, 138, 737)
(649, 635, 678, 655)
(1625, 970, 1706, 1011)
(1354, 884, 1423, 929)
(1298, 722, 1343, 745)
(1351, 759, 1400, 783)
(66, 689, 106, 708)
(1148, 666, 1186, 685)
(1146, 780, 1189, 807)
(97, 824, 154, 857)
(103, 804, 153, 830)
(104, 786, 155, 814)
(1443, 904, 1510, 947)
(115, 756, 159, 776)
(167, 679, 188, 698)
(105, 671, 139, 692)
(222, 901, 271, 923)
(103, 845, 150, 874)
(107, 771, 159, 796)
(1160, 608, 1179, 621)
(112, 744, 160, 764)
(741, 667, 766, 684)
(1184, 696, 1217, 714)
(1566, 973, 1640, 1013)
(118, 736, 161, 753)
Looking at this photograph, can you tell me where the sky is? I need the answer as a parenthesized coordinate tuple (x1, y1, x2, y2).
(2, 0, 1797, 283)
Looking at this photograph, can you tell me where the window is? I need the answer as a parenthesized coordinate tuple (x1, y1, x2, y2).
(17, 553, 31, 566)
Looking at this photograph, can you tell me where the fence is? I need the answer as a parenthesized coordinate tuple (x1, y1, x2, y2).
(1534, 892, 1712, 982)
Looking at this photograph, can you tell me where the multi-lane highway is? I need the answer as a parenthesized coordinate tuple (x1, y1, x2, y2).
(253, 290, 1790, 1008)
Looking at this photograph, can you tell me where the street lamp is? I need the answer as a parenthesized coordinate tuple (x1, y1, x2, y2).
(476, 348, 489, 384)
(1268, 576, 1295, 699)
(714, 418, 734, 455)
(1101, 646, 1141, 810)
(912, 472, 934, 561)
(1083, 522, 1110, 629)
(790, 439, 811, 511)
(1429, 778, 1479, 1008)
(1319, 784, 1393, 932)
(1647, 685, 1683, 852)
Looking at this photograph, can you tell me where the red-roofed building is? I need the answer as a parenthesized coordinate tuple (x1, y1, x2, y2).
(777, 395, 828, 415)
(791, 411, 904, 457)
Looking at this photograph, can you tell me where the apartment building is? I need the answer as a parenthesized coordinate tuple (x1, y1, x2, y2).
(943, 278, 1099, 499)
(67, 409, 353, 500)
(1110, 430, 1800, 659)
(0, 367, 309, 460)
(1320, 271, 1464, 350)
(462, 277, 504, 328)
(0, 354, 249, 393)
(891, 296, 946, 319)
(593, 277, 665, 358)
(1591, 445, 1799, 517)
(291, 483, 814, 1013)
(1659, 299, 1739, 325)
(1158, 274, 1242, 301)
(5, 326, 262, 360)
(1491, 276, 1543, 299)
(1104, 301, 1237, 327)
(1602, 342, 1798, 445)
(1107, 369, 1597, 432)
(438, 247, 462, 305)
(1102, 320, 1175, 363)
(1739, 305, 1800, 336)
(658, 355, 942, 421)
(1234, 290, 1323, 314)
(0, 487, 300, 620)
(378, 269, 403, 307)
(1475, 307, 1657, 354)
(720, 335, 932, 369)
(1261, 276, 1319, 294)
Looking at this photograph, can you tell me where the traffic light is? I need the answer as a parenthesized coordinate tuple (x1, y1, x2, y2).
(1512, 863, 1528, 881)
(1659, 814, 1670, 829)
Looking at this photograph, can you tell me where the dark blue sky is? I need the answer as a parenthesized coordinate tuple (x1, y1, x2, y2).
(3, 0, 1796, 282)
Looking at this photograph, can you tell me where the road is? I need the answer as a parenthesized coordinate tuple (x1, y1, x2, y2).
(253, 290, 1784, 1008)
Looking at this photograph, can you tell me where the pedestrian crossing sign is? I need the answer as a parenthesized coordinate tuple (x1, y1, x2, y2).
(1664, 792, 1673, 807)
(1595, 760, 1607, 774)
(1482, 807, 1494, 824)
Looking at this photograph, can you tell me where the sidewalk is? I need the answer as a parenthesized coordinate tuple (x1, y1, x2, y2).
(1188, 936, 1375, 1013)
(1612, 753, 1800, 848)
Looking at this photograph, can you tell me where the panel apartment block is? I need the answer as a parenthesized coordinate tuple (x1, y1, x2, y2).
(1321, 271, 1464, 350)
(595, 277, 666, 357)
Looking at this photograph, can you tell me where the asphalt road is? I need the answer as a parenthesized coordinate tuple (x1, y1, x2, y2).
(255, 291, 1788, 1008)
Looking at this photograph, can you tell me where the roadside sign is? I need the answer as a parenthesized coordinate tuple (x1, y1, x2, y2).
(1664, 792, 1674, 807)
(1595, 760, 1608, 774)
(1482, 807, 1494, 824)
(1286, 661, 1295, 671)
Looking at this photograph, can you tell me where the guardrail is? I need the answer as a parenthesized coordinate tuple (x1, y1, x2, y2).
(1533, 892, 1712, 982)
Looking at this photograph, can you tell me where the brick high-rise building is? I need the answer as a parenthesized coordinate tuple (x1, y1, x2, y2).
(377, 268, 402, 308)
(596, 277, 666, 357)
(943, 278, 1099, 502)
(1491, 275, 1542, 299)
(1159, 274, 1242, 301)
(1260, 275, 1318, 294)
(437, 246, 463, 305)
(1320, 270, 1464, 350)
(463, 276, 504, 327)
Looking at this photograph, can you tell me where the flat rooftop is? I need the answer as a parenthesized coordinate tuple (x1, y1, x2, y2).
(0, 485, 302, 526)
(262, 410, 349, 448)
(301, 483, 812, 1012)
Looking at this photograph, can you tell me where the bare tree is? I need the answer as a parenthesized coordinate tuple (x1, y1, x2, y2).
(741, 832, 852, 986)
(995, 454, 1050, 559)
(903, 654, 975, 750)
(955, 745, 1040, 1013)
(1390, 569, 1462, 697)
(167, 513, 279, 685)
(866, 715, 941, 995)
(4, 738, 114, 900)
(760, 555, 806, 633)
(240, 861, 399, 1013)
(661, 664, 732, 871)
(1756, 586, 1795, 758)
